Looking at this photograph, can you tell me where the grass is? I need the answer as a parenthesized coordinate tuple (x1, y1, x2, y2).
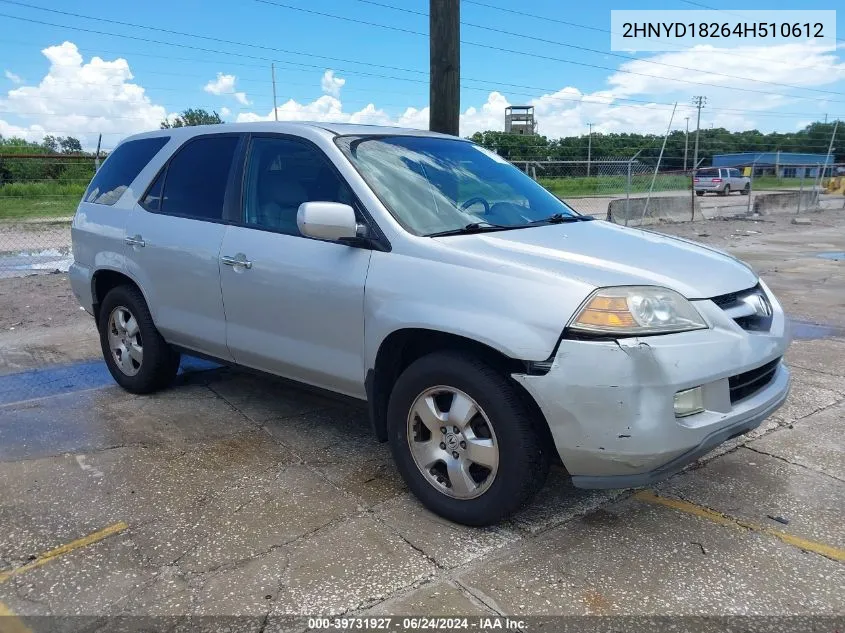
(0, 182, 85, 220)
(0, 173, 815, 221)
(0, 196, 79, 220)
(539, 174, 691, 197)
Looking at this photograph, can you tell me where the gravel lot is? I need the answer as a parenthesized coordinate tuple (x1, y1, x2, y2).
(0, 208, 843, 630)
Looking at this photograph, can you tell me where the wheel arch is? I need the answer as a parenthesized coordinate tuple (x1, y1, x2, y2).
(366, 328, 557, 460)
(90, 268, 150, 327)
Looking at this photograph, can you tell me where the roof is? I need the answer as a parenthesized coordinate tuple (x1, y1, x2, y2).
(712, 152, 834, 166)
(120, 121, 455, 145)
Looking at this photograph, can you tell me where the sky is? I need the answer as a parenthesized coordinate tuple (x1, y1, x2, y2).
(0, 0, 844, 151)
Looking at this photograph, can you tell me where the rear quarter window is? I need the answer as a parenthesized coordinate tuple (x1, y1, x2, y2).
(83, 136, 169, 206)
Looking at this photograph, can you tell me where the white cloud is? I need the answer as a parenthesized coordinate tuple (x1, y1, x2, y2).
(4, 70, 22, 84)
(203, 72, 250, 105)
(0, 42, 167, 148)
(320, 70, 346, 97)
(237, 91, 396, 126)
(2, 39, 842, 153)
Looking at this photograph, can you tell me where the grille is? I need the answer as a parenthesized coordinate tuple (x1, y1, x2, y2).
(710, 286, 755, 309)
(710, 284, 772, 332)
(729, 358, 781, 403)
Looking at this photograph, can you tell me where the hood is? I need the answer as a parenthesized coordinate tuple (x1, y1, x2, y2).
(432, 220, 757, 299)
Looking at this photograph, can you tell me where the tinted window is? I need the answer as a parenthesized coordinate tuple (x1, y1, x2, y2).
(697, 168, 719, 177)
(160, 136, 239, 220)
(141, 170, 165, 212)
(84, 137, 169, 205)
(243, 137, 353, 235)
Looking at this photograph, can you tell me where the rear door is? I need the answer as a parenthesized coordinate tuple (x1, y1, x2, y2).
(218, 134, 372, 398)
(695, 168, 720, 190)
(125, 133, 243, 360)
(72, 137, 170, 294)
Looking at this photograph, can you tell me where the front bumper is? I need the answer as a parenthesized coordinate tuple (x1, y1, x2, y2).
(513, 282, 791, 489)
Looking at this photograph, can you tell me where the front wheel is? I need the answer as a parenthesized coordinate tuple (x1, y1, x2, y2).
(387, 351, 550, 526)
(99, 285, 180, 394)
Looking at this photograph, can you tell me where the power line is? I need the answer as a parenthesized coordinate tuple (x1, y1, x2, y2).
(247, 0, 845, 102)
(2, 6, 843, 112)
(350, 0, 845, 84)
(0, 0, 428, 77)
(1, 10, 842, 128)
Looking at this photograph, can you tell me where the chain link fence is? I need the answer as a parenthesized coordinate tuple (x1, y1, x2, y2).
(1, 152, 844, 276)
(0, 154, 92, 278)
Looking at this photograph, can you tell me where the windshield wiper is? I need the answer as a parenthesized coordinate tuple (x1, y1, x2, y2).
(524, 213, 594, 226)
(427, 222, 513, 237)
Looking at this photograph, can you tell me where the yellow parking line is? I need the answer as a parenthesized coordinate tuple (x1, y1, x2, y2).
(0, 521, 128, 584)
(0, 601, 34, 633)
(634, 491, 845, 563)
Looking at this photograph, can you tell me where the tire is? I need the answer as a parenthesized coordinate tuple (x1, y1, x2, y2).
(741, 183, 751, 195)
(98, 285, 180, 394)
(387, 351, 550, 526)
(721, 184, 731, 196)
(695, 191, 704, 197)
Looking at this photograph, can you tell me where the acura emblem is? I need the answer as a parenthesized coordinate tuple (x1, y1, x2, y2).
(742, 292, 773, 318)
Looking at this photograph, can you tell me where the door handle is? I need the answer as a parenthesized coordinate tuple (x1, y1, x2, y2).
(220, 254, 253, 269)
(124, 235, 145, 247)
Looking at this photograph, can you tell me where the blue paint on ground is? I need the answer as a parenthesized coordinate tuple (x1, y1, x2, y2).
(0, 356, 221, 406)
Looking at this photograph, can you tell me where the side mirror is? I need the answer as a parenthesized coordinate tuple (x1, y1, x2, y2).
(297, 202, 359, 242)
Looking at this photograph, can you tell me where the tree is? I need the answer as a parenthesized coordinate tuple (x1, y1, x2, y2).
(42, 135, 59, 153)
(161, 108, 224, 129)
(59, 136, 83, 154)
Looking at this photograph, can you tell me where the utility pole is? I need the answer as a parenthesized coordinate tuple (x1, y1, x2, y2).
(429, 0, 460, 135)
(271, 63, 278, 121)
(824, 113, 828, 124)
(586, 122, 593, 177)
(683, 116, 689, 171)
(691, 96, 706, 173)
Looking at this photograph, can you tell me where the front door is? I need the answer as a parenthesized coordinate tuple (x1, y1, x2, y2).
(125, 134, 242, 360)
(219, 135, 372, 398)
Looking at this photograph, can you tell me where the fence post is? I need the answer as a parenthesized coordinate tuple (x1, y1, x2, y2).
(746, 159, 756, 216)
(640, 102, 677, 224)
(624, 159, 632, 226)
(797, 168, 805, 214)
(94, 133, 102, 172)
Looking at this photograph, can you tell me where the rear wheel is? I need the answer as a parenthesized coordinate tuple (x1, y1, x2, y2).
(721, 184, 731, 196)
(99, 285, 180, 394)
(387, 351, 550, 526)
(695, 191, 705, 197)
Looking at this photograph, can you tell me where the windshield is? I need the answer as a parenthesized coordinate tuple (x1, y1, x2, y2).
(335, 135, 579, 236)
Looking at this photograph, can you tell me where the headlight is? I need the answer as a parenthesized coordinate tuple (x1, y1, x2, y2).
(568, 286, 707, 336)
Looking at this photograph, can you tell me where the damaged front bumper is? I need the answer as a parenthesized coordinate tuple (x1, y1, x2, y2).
(513, 286, 791, 489)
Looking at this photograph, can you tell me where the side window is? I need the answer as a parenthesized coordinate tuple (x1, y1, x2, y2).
(242, 137, 354, 236)
(84, 137, 169, 205)
(156, 135, 239, 221)
(141, 170, 165, 212)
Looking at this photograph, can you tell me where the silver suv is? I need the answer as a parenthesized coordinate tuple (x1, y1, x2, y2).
(694, 167, 751, 196)
(70, 123, 790, 525)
